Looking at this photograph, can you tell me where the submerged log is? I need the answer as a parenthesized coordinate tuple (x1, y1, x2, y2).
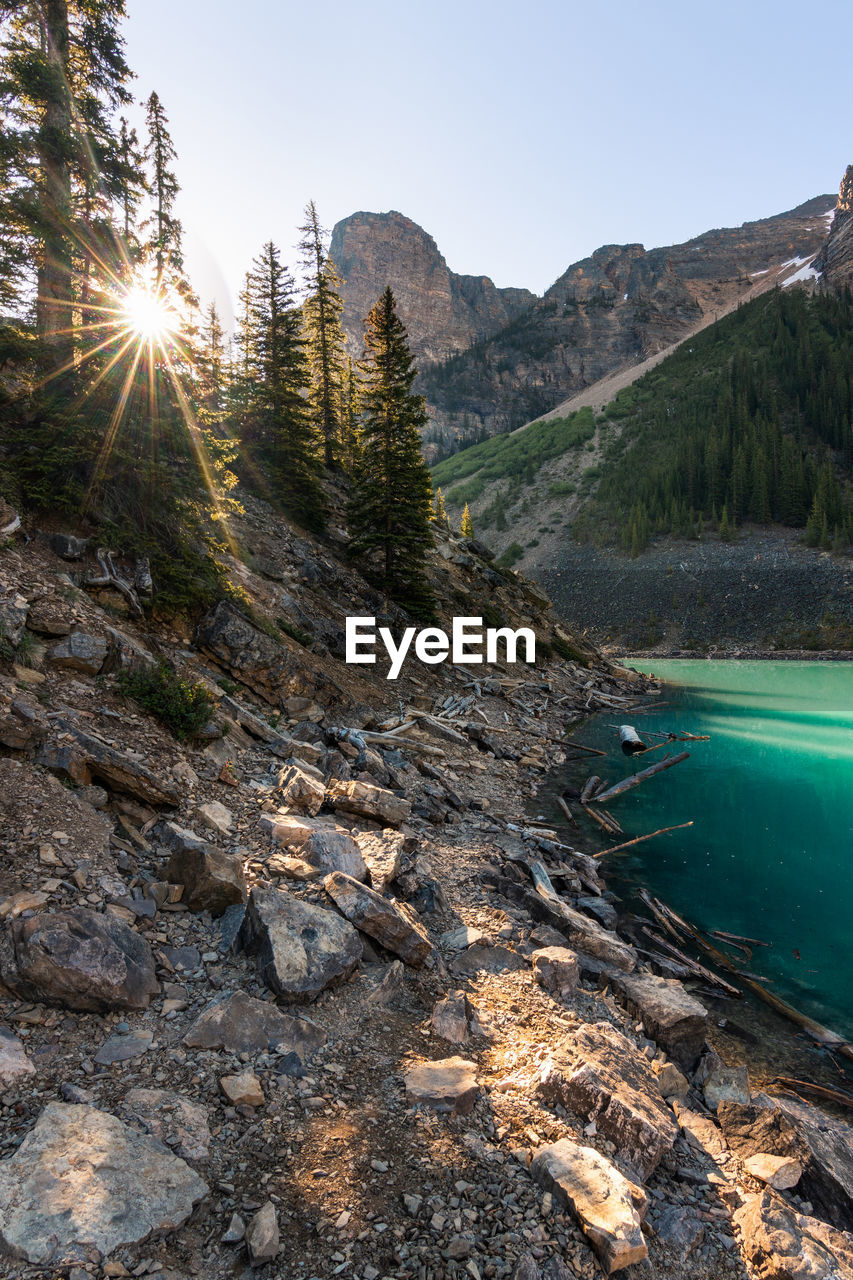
(562, 739, 606, 758)
(772, 1077, 853, 1110)
(640, 926, 742, 998)
(592, 751, 690, 804)
(556, 795, 577, 827)
(713, 929, 771, 949)
(619, 725, 647, 755)
(579, 776, 601, 804)
(593, 820, 694, 859)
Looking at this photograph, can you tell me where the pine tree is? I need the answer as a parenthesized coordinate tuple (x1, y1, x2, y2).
(719, 503, 732, 541)
(143, 92, 183, 291)
(460, 502, 474, 539)
(299, 199, 347, 467)
(241, 241, 324, 529)
(432, 487, 448, 524)
(348, 287, 434, 616)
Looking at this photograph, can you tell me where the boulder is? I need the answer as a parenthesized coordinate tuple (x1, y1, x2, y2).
(0, 1024, 35, 1088)
(300, 828, 367, 879)
(122, 1088, 211, 1161)
(183, 991, 325, 1062)
(160, 823, 246, 916)
(530, 1139, 648, 1274)
(323, 871, 432, 966)
(651, 1058, 689, 1100)
(326, 777, 411, 827)
(431, 991, 484, 1043)
(744, 1153, 803, 1191)
(607, 970, 708, 1070)
(49, 631, 108, 674)
(0, 1102, 207, 1265)
(259, 809, 317, 849)
(654, 1205, 705, 1254)
(49, 532, 87, 560)
(531, 946, 580, 998)
(0, 593, 29, 644)
(537, 1021, 679, 1182)
(38, 718, 180, 806)
(672, 1100, 728, 1160)
(719, 1092, 853, 1232)
(553, 903, 636, 971)
(734, 1190, 853, 1280)
(23, 598, 73, 637)
(703, 1065, 750, 1111)
(196, 800, 233, 835)
(238, 885, 362, 1002)
(404, 1057, 479, 1115)
(196, 600, 308, 707)
(449, 943, 527, 976)
(277, 762, 325, 815)
(0, 908, 159, 1012)
(220, 1068, 264, 1107)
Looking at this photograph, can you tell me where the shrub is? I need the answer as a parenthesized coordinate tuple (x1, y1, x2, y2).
(495, 542, 523, 568)
(118, 662, 215, 741)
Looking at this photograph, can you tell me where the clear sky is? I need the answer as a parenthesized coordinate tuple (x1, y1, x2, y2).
(122, 0, 853, 328)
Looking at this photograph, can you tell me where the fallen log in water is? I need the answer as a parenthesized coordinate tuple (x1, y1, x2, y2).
(644, 892, 853, 1061)
(772, 1077, 853, 1111)
(618, 725, 647, 755)
(713, 929, 772, 949)
(593, 820, 694, 859)
(640, 926, 743, 998)
(579, 775, 601, 804)
(592, 751, 690, 804)
(562, 739, 606, 758)
(556, 795, 577, 827)
(582, 804, 620, 835)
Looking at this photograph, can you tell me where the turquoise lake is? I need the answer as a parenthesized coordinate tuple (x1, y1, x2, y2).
(553, 660, 853, 1042)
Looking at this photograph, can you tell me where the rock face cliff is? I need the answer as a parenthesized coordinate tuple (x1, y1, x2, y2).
(815, 165, 853, 290)
(419, 196, 835, 444)
(329, 210, 535, 365)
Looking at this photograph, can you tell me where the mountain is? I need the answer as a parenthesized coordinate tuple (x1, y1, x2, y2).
(328, 210, 535, 365)
(814, 164, 853, 290)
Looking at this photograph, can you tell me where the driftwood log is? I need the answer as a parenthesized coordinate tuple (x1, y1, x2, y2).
(592, 751, 690, 804)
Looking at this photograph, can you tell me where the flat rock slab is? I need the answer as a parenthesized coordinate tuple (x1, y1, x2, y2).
(94, 1029, 154, 1065)
(530, 1139, 648, 1274)
(38, 718, 180, 806)
(608, 970, 708, 1071)
(122, 1088, 211, 1161)
(449, 944, 527, 977)
(0, 1102, 208, 1265)
(734, 1190, 853, 1280)
(353, 828, 411, 891)
(719, 1092, 853, 1232)
(323, 871, 432, 966)
(183, 991, 325, 1061)
(196, 800, 233, 835)
(538, 1021, 679, 1182)
(238, 885, 362, 1003)
(326, 778, 411, 827)
(300, 829, 366, 879)
(0, 1024, 35, 1088)
(0, 908, 159, 1012)
(554, 903, 637, 972)
(160, 822, 246, 916)
(405, 1057, 479, 1115)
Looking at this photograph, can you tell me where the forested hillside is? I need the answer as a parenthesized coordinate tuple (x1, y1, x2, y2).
(579, 286, 853, 552)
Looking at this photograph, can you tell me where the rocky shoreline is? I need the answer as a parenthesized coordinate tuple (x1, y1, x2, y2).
(1, 532, 852, 1280)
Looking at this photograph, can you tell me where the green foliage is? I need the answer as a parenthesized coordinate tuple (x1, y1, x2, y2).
(277, 618, 313, 647)
(580, 288, 853, 548)
(495, 541, 523, 567)
(551, 633, 589, 664)
(117, 661, 215, 741)
(431, 408, 596, 494)
(299, 200, 348, 467)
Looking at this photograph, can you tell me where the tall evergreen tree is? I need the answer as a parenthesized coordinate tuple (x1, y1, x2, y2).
(348, 287, 434, 615)
(460, 502, 474, 538)
(298, 199, 347, 467)
(143, 91, 182, 290)
(241, 240, 324, 529)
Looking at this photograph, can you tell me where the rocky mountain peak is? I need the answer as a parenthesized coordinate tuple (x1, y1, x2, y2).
(329, 210, 535, 365)
(814, 164, 853, 290)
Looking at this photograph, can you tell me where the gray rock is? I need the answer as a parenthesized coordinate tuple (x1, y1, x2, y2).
(651, 1058, 689, 1099)
(531, 946, 580, 997)
(49, 631, 108, 674)
(183, 991, 325, 1061)
(449, 943, 527, 976)
(353, 827, 412, 891)
(245, 1200, 279, 1266)
(0, 594, 29, 644)
(704, 1065, 750, 1110)
(431, 991, 482, 1043)
(196, 800, 233, 835)
(222, 1212, 246, 1243)
(50, 533, 88, 560)
(608, 970, 709, 1071)
(530, 1138, 648, 1274)
(654, 1205, 705, 1254)
(94, 1029, 154, 1065)
(440, 924, 486, 951)
(122, 1088, 211, 1161)
(0, 1102, 207, 1264)
(744, 1153, 803, 1191)
(0, 1023, 35, 1088)
(326, 777, 411, 827)
(734, 1189, 853, 1280)
(196, 600, 308, 707)
(672, 1100, 729, 1160)
(238, 885, 362, 1002)
(160, 822, 246, 916)
(404, 1057, 479, 1115)
(537, 1020, 679, 1182)
(323, 871, 432, 966)
(0, 908, 159, 1012)
(719, 1092, 853, 1232)
(300, 828, 367, 879)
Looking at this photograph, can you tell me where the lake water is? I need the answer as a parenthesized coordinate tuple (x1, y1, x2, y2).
(549, 660, 853, 1043)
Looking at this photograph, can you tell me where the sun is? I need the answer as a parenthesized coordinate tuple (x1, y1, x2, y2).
(120, 283, 178, 342)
